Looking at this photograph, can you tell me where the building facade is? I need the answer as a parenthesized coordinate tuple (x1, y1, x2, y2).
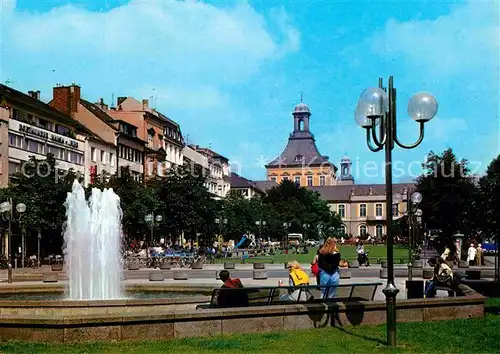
(0, 85, 88, 187)
(50, 85, 146, 183)
(189, 145, 230, 199)
(109, 97, 184, 178)
(310, 184, 412, 238)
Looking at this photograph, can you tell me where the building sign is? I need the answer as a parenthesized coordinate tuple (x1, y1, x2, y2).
(18, 124, 79, 149)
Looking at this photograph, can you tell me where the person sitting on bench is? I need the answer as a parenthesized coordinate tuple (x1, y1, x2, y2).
(425, 257, 453, 298)
(216, 270, 248, 307)
(219, 270, 243, 289)
(280, 261, 313, 302)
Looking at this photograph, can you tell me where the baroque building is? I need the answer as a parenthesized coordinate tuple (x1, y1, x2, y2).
(265, 100, 337, 187)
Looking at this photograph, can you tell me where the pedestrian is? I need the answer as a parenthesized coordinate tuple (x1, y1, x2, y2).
(317, 237, 341, 299)
(467, 243, 477, 266)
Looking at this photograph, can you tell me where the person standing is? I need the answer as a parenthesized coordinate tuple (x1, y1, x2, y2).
(467, 243, 477, 266)
(476, 244, 484, 266)
(317, 237, 341, 299)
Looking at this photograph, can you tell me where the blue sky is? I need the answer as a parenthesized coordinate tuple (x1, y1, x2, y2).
(1, 0, 499, 183)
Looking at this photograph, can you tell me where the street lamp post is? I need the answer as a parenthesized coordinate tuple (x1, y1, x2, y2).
(302, 224, 310, 240)
(0, 199, 26, 283)
(37, 230, 41, 268)
(144, 213, 162, 256)
(283, 222, 291, 262)
(394, 192, 423, 281)
(255, 220, 266, 239)
(355, 76, 437, 347)
(215, 218, 228, 237)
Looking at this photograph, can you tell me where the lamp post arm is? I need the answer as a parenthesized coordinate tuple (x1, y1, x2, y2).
(370, 113, 387, 147)
(366, 128, 384, 152)
(394, 121, 425, 149)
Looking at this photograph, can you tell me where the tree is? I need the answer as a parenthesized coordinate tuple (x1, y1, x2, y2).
(263, 180, 341, 240)
(221, 191, 265, 240)
(416, 149, 479, 250)
(156, 165, 217, 245)
(478, 154, 500, 240)
(7, 154, 79, 255)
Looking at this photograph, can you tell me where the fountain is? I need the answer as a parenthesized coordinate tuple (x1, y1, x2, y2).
(63, 180, 123, 300)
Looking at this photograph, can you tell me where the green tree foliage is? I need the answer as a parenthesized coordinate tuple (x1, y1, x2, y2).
(416, 149, 478, 248)
(7, 154, 79, 253)
(478, 154, 500, 240)
(263, 180, 341, 240)
(155, 165, 218, 245)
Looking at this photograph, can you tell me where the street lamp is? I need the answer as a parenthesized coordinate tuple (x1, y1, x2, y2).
(283, 222, 291, 260)
(255, 220, 266, 239)
(394, 191, 423, 281)
(215, 218, 227, 239)
(356, 76, 437, 347)
(0, 199, 26, 283)
(144, 212, 162, 255)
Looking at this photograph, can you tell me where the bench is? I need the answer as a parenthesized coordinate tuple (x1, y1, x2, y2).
(196, 282, 382, 309)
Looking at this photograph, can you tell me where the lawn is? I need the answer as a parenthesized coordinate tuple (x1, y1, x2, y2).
(216, 245, 409, 264)
(1, 313, 499, 354)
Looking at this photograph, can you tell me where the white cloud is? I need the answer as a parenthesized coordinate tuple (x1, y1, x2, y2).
(3, 1, 299, 85)
(0, 0, 16, 15)
(369, 1, 499, 82)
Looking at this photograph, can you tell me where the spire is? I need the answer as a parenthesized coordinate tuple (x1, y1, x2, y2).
(300, 92, 303, 103)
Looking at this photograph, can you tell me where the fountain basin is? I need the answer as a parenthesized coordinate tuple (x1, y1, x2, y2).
(0, 284, 485, 343)
(0, 283, 211, 316)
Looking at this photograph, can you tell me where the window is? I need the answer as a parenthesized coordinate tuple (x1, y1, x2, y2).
(68, 151, 83, 165)
(338, 205, 345, 218)
(101, 150, 106, 164)
(376, 203, 383, 217)
(91, 147, 96, 162)
(376, 225, 383, 237)
(157, 161, 163, 176)
(48, 145, 64, 159)
(56, 125, 69, 136)
(319, 175, 326, 186)
(359, 224, 367, 236)
(8, 133, 23, 148)
(392, 204, 399, 217)
(37, 118, 49, 130)
(148, 132, 154, 148)
(307, 175, 313, 186)
(282, 176, 289, 181)
(339, 224, 347, 235)
(8, 162, 21, 176)
(294, 176, 301, 185)
(26, 139, 44, 154)
(359, 204, 367, 217)
(270, 176, 277, 182)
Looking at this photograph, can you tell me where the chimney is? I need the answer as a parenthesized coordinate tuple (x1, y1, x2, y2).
(51, 84, 80, 114)
(28, 90, 41, 100)
(117, 97, 127, 106)
(96, 98, 108, 111)
(142, 99, 149, 110)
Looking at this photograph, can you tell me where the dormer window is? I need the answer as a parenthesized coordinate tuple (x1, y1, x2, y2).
(294, 154, 303, 162)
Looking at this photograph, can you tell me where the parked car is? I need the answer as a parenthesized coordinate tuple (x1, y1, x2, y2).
(482, 240, 498, 254)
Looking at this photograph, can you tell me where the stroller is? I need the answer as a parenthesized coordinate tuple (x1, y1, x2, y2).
(357, 252, 370, 266)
